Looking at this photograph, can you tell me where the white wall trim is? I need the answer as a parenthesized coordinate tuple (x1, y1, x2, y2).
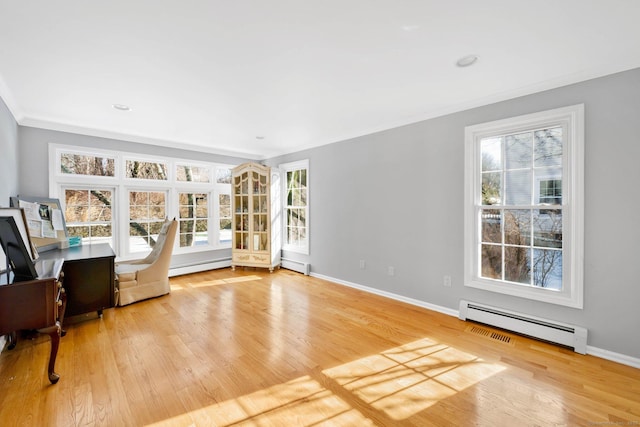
(309, 271, 640, 369)
(309, 272, 458, 317)
(586, 346, 640, 369)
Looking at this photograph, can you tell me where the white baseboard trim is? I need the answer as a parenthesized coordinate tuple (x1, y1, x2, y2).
(586, 346, 640, 369)
(169, 258, 232, 277)
(309, 272, 459, 318)
(309, 272, 640, 369)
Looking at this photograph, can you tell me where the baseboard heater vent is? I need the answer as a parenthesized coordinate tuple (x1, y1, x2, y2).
(281, 258, 310, 275)
(459, 300, 587, 354)
(169, 257, 232, 277)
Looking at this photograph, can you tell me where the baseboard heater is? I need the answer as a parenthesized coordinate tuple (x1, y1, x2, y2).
(459, 300, 588, 354)
(169, 257, 232, 277)
(280, 258, 310, 275)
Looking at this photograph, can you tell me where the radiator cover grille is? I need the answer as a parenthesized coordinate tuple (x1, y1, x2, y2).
(459, 300, 587, 354)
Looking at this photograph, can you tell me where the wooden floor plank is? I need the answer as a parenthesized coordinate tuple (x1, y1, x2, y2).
(1, 267, 639, 426)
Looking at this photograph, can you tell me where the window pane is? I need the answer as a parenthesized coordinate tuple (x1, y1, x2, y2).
(504, 210, 530, 246)
(68, 225, 89, 239)
(126, 160, 168, 180)
(300, 169, 307, 186)
(481, 137, 502, 171)
(539, 179, 562, 205)
(534, 127, 562, 167)
(505, 132, 532, 170)
(61, 153, 115, 177)
(481, 244, 502, 279)
(216, 168, 232, 184)
(176, 165, 210, 182)
(505, 169, 531, 205)
(130, 222, 148, 236)
(504, 246, 531, 284)
(481, 172, 502, 205)
(481, 209, 501, 243)
(219, 218, 231, 243)
(533, 209, 562, 248)
(533, 249, 562, 290)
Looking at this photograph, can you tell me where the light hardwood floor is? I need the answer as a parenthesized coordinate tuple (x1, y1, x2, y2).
(1, 268, 639, 426)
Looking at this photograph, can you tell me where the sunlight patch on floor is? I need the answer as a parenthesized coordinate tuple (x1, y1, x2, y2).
(146, 337, 504, 426)
(146, 375, 375, 427)
(323, 337, 505, 420)
(171, 275, 263, 290)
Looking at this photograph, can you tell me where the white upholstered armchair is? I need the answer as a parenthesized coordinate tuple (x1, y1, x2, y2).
(115, 218, 177, 306)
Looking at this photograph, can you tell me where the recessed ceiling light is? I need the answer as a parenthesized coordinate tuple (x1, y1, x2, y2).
(256, 136, 265, 140)
(456, 54, 479, 67)
(112, 104, 131, 111)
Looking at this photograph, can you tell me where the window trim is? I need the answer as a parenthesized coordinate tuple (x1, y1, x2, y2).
(280, 159, 310, 255)
(464, 104, 584, 308)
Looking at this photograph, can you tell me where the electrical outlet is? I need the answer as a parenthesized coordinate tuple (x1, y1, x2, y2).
(388, 266, 395, 276)
(444, 275, 451, 287)
(359, 260, 366, 269)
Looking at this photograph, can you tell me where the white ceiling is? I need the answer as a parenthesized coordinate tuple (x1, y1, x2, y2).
(1, 1, 639, 159)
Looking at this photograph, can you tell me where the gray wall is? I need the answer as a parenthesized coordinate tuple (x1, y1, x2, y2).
(17, 126, 252, 267)
(267, 68, 640, 359)
(0, 97, 18, 207)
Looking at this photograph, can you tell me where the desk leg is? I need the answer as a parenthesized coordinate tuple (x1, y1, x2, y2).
(58, 288, 67, 337)
(37, 324, 61, 384)
(7, 331, 17, 350)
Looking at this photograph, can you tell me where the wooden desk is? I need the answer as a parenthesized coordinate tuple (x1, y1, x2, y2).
(0, 259, 66, 384)
(39, 243, 115, 317)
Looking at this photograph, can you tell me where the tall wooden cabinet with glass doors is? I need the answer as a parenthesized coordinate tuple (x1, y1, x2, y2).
(231, 163, 280, 272)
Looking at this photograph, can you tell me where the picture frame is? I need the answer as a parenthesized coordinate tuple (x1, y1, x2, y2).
(0, 215, 38, 281)
(0, 207, 38, 260)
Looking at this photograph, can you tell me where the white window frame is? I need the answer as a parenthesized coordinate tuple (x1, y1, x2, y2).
(280, 159, 310, 254)
(60, 184, 117, 248)
(49, 144, 233, 258)
(125, 188, 170, 255)
(464, 104, 584, 308)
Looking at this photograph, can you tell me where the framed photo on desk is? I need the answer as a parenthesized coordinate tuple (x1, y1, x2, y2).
(0, 213, 38, 281)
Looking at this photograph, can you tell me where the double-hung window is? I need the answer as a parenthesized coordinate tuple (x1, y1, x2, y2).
(281, 160, 309, 254)
(464, 105, 584, 308)
(56, 150, 117, 247)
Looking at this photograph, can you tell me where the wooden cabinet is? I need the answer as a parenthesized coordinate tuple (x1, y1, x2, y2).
(39, 243, 115, 317)
(0, 259, 66, 384)
(231, 163, 280, 272)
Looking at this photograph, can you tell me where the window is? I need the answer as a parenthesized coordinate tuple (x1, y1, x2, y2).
(281, 160, 309, 254)
(61, 152, 115, 177)
(176, 164, 210, 183)
(217, 167, 232, 244)
(218, 193, 232, 244)
(126, 159, 168, 180)
(464, 105, 584, 308)
(128, 190, 167, 253)
(50, 144, 233, 258)
(63, 188, 114, 246)
(178, 192, 208, 247)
